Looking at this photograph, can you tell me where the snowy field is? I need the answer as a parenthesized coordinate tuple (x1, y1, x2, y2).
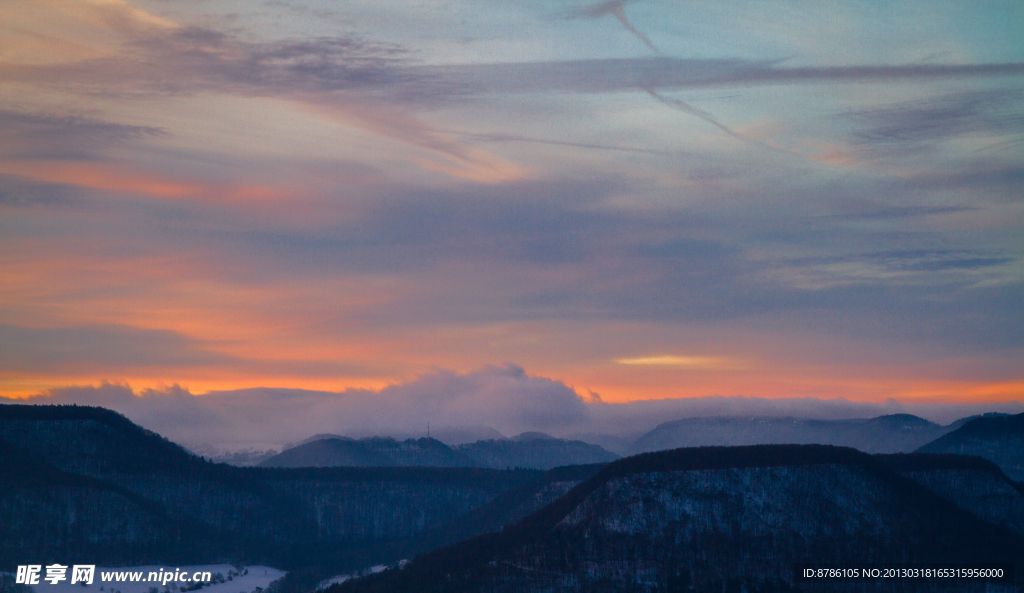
(24, 565, 285, 593)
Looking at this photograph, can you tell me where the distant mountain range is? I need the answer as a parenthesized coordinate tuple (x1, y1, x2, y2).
(259, 412, 979, 472)
(624, 411, 1024, 481)
(332, 446, 1024, 593)
(917, 412, 1024, 480)
(261, 436, 474, 468)
(260, 433, 619, 470)
(628, 413, 955, 455)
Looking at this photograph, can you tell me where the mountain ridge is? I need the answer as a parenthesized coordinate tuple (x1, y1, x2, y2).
(332, 444, 1024, 592)
(0, 403, 549, 590)
(260, 434, 619, 470)
(917, 411, 1024, 480)
(629, 413, 955, 455)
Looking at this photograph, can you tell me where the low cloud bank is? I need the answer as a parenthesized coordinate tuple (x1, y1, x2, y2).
(7, 365, 591, 451)
(5, 364, 1021, 453)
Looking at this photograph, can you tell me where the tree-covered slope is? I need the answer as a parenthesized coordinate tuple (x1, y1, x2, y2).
(879, 452, 1024, 536)
(332, 445, 1024, 593)
(261, 436, 476, 468)
(917, 412, 1024, 480)
(260, 433, 619, 470)
(0, 404, 545, 585)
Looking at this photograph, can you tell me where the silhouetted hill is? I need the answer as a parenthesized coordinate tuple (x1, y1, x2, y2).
(300, 433, 352, 444)
(945, 412, 1011, 431)
(0, 403, 208, 475)
(565, 431, 638, 455)
(0, 404, 545, 590)
(917, 412, 1024, 480)
(629, 413, 953, 455)
(261, 433, 618, 470)
(332, 445, 1024, 593)
(261, 437, 475, 468)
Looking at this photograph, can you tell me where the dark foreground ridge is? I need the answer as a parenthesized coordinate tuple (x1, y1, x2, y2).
(332, 445, 1024, 593)
(0, 404, 590, 592)
(917, 411, 1024, 480)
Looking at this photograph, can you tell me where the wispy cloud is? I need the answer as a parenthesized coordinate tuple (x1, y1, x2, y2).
(0, 110, 166, 159)
(864, 249, 1015, 272)
(848, 90, 1024, 146)
(775, 248, 1017, 291)
(896, 163, 1024, 198)
(416, 59, 1024, 96)
(6, 0, 1022, 183)
(0, 174, 77, 207)
(2, 5, 520, 182)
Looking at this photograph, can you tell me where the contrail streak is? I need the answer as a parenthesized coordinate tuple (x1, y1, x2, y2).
(568, 0, 661, 54)
(643, 86, 800, 156)
(609, 3, 660, 54)
(643, 86, 745, 141)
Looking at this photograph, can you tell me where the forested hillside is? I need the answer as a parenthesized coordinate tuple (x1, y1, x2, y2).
(917, 412, 1024, 480)
(7, 405, 1024, 593)
(0, 405, 563, 591)
(260, 436, 476, 468)
(260, 434, 618, 470)
(333, 445, 1024, 593)
(880, 452, 1024, 536)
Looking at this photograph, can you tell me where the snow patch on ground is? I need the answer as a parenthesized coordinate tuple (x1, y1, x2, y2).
(314, 561, 407, 590)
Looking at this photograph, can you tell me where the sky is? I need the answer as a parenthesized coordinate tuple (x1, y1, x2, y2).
(2, 0, 1023, 431)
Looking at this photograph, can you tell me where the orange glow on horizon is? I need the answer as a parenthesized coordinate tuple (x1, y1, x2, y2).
(4, 242, 1021, 409)
(3, 363, 1021, 407)
(0, 375, 396, 401)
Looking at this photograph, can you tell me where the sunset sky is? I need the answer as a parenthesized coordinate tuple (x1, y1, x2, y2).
(2, 0, 1023, 410)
